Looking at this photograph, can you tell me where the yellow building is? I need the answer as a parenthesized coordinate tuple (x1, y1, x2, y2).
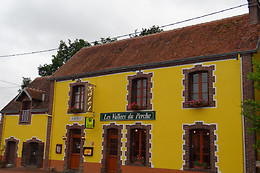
(1, 1, 260, 173)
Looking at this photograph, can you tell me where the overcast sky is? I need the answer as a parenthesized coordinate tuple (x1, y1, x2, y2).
(0, 0, 249, 110)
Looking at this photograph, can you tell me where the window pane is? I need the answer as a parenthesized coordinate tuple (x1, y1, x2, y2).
(137, 80, 141, 88)
(72, 138, 80, 153)
(137, 98, 140, 105)
(202, 93, 208, 101)
(80, 102, 83, 109)
(193, 84, 199, 93)
(143, 98, 146, 106)
(202, 83, 208, 93)
(143, 88, 147, 96)
(109, 138, 118, 156)
(75, 95, 79, 102)
(202, 73, 208, 82)
(192, 94, 199, 100)
(193, 74, 199, 83)
(137, 89, 140, 96)
(143, 79, 147, 87)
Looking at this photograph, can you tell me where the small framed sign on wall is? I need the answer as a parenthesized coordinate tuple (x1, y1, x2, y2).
(56, 144, 62, 154)
(83, 147, 93, 156)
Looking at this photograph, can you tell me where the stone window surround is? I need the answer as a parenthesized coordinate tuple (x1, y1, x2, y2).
(4, 137, 19, 166)
(67, 79, 88, 113)
(125, 122, 152, 167)
(127, 71, 153, 110)
(182, 64, 216, 108)
(182, 122, 218, 172)
(101, 123, 123, 173)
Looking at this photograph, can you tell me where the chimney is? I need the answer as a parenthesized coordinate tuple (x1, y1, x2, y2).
(248, 0, 260, 24)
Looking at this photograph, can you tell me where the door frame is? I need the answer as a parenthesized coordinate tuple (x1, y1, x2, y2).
(101, 123, 123, 173)
(64, 123, 85, 172)
(4, 137, 19, 166)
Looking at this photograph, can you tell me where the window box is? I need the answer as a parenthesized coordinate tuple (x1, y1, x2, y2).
(68, 106, 82, 113)
(187, 99, 208, 108)
(127, 102, 141, 111)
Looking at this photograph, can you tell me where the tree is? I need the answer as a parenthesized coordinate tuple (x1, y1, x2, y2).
(139, 25, 163, 36)
(241, 58, 260, 151)
(19, 77, 31, 92)
(38, 39, 91, 76)
(93, 37, 117, 45)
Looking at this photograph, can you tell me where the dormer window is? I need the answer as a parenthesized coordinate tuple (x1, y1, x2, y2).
(19, 101, 32, 124)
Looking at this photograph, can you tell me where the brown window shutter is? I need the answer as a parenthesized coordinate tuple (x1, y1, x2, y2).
(36, 142, 44, 168)
(21, 142, 28, 166)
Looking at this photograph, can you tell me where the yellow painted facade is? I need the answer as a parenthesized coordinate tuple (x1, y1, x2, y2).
(1, 113, 48, 157)
(48, 57, 244, 172)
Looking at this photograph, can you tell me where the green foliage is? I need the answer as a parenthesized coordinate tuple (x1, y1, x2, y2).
(139, 25, 163, 36)
(93, 37, 117, 45)
(21, 77, 31, 89)
(242, 58, 260, 151)
(38, 39, 91, 76)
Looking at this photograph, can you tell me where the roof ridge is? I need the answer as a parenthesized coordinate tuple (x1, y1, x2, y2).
(80, 13, 250, 51)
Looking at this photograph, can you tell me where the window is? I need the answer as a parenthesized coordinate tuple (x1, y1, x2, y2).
(183, 65, 215, 108)
(125, 123, 152, 167)
(132, 78, 147, 109)
(130, 129, 146, 165)
(19, 101, 31, 124)
(127, 72, 153, 110)
(189, 72, 208, 101)
(68, 79, 87, 113)
(190, 129, 210, 169)
(72, 85, 84, 110)
(183, 122, 218, 172)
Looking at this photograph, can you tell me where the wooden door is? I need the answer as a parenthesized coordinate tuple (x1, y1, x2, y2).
(107, 129, 118, 173)
(6, 141, 16, 164)
(69, 129, 81, 169)
(29, 142, 38, 166)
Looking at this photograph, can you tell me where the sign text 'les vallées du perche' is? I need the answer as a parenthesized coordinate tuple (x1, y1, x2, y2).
(100, 111, 155, 121)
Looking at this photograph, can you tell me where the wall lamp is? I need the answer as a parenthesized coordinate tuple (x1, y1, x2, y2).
(81, 137, 86, 141)
(62, 136, 67, 140)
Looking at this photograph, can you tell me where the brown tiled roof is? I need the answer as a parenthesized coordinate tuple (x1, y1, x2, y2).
(50, 14, 260, 80)
(1, 77, 50, 113)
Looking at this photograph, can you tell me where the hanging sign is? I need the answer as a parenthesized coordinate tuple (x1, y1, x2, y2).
(86, 84, 94, 112)
(100, 111, 156, 121)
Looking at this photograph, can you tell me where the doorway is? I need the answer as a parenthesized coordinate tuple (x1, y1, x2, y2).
(21, 138, 44, 168)
(107, 129, 118, 173)
(29, 142, 38, 166)
(5, 141, 16, 165)
(69, 129, 81, 170)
